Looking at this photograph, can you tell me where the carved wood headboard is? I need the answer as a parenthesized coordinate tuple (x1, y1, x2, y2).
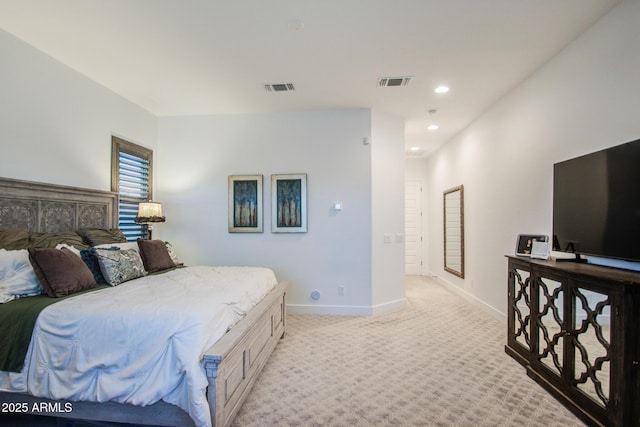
(0, 177, 119, 232)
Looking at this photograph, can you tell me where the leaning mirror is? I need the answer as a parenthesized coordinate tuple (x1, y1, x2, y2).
(443, 185, 464, 278)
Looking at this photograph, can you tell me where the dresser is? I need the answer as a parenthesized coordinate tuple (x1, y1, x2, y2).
(505, 256, 640, 426)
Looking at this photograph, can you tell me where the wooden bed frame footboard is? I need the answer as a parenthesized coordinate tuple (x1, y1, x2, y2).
(0, 281, 287, 427)
(205, 280, 287, 427)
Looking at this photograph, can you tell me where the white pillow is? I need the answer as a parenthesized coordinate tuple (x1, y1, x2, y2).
(55, 243, 82, 257)
(0, 249, 44, 303)
(164, 241, 182, 265)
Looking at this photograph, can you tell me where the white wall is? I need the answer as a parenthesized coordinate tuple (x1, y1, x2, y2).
(157, 110, 405, 315)
(0, 30, 157, 190)
(371, 110, 406, 312)
(423, 0, 640, 319)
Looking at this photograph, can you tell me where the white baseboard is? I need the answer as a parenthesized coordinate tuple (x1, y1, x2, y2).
(427, 272, 506, 323)
(371, 297, 407, 315)
(287, 304, 370, 316)
(287, 298, 407, 316)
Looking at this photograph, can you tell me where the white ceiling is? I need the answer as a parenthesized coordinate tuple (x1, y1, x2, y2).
(0, 0, 620, 157)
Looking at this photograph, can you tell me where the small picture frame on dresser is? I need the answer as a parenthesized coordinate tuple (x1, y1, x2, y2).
(515, 234, 548, 257)
(531, 241, 550, 259)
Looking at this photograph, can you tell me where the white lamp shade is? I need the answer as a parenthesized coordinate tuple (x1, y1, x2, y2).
(135, 202, 166, 223)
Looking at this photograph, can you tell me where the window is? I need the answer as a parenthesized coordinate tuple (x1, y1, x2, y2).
(111, 136, 153, 241)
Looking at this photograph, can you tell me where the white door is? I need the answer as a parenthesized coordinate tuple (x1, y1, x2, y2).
(405, 180, 422, 275)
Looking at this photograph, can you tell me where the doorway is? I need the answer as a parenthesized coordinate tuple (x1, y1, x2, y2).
(405, 180, 423, 275)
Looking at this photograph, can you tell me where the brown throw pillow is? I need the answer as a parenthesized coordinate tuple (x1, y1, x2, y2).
(137, 239, 176, 273)
(28, 247, 98, 297)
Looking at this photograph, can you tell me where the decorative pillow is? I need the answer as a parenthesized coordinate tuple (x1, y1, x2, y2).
(80, 247, 120, 285)
(0, 249, 43, 303)
(93, 248, 146, 286)
(164, 241, 183, 266)
(55, 243, 82, 257)
(28, 247, 98, 297)
(78, 228, 127, 247)
(94, 241, 140, 253)
(29, 231, 88, 249)
(137, 239, 176, 273)
(0, 229, 30, 250)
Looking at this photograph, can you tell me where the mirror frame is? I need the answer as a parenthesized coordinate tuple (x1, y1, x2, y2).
(443, 185, 465, 278)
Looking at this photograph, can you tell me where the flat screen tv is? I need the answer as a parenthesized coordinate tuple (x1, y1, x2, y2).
(553, 138, 640, 264)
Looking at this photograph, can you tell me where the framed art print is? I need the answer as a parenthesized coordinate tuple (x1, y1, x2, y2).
(228, 175, 263, 233)
(272, 173, 307, 233)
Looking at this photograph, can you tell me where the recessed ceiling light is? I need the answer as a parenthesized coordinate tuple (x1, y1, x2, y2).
(434, 85, 450, 94)
(410, 146, 420, 151)
(428, 124, 439, 131)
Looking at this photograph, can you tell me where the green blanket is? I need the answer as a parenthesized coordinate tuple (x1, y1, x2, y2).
(0, 286, 108, 373)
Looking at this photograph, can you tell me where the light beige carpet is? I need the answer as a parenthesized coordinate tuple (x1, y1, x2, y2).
(233, 275, 585, 427)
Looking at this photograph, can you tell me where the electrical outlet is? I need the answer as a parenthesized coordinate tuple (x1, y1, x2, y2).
(338, 285, 345, 297)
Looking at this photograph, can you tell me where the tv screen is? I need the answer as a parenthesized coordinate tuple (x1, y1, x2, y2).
(553, 138, 640, 263)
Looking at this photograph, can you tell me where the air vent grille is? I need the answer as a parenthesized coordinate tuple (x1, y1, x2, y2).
(264, 83, 295, 92)
(378, 76, 413, 87)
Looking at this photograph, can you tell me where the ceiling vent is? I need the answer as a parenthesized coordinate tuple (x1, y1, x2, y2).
(264, 83, 295, 92)
(378, 76, 413, 87)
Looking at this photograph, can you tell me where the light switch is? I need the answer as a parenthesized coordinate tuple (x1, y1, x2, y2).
(383, 234, 393, 244)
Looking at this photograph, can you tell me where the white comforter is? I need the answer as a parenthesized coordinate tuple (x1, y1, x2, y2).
(0, 265, 277, 427)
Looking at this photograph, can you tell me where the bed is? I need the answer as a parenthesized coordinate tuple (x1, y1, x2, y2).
(0, 177, 287, 427)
